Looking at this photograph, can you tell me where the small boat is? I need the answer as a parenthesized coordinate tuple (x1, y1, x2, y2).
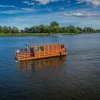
(15, 43, 67, 61)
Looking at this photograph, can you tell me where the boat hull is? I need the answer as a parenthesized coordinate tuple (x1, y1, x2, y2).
(17, 52, 67, 61)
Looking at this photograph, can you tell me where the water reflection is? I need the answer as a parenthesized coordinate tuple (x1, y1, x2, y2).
(17, 56, 66, 72)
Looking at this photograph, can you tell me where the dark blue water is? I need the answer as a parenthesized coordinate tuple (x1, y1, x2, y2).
(0, 33, 100, 100)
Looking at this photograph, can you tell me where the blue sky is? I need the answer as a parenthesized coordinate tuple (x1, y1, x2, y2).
(0, 0, 100, 29)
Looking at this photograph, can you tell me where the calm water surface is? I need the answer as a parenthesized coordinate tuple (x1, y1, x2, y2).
(0, 33, 100, 100)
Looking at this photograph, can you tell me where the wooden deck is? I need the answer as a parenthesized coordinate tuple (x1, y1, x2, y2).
(16, 44, 67, 61)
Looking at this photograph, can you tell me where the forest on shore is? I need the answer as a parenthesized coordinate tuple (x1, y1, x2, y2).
(0, 21, 100, 36)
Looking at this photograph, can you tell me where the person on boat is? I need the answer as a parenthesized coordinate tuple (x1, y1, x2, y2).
(28, 47, 34, 57)
(15, 49, 20, 60)
(16, 49, 20, 53)
(25, 45, 29, 51)
(20, 49, 23, 52)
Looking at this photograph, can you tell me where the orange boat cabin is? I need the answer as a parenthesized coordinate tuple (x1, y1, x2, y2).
(15, 43, 67, 61)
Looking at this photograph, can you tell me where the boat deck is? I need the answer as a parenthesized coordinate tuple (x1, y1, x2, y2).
(16, 44, 67, 61)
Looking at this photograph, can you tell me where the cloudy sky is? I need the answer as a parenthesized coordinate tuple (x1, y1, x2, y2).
(0, 0, 100, 28)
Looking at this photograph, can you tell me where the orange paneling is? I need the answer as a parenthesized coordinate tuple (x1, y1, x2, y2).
(16, 44, 67, 61)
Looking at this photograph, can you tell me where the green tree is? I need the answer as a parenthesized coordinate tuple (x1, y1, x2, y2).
(83, 27, 95, 33)
(0, 26, 2, 33)
(2, 26, 9, 33)
(50, 21, 59, 27)
(11, 27, 19, 33)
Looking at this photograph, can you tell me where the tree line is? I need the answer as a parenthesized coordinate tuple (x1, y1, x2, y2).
(0, 21, 100, 34)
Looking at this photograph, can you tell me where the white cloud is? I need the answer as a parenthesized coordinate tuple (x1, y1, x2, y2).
(21, 8, 34, 11)
(0, 8, 34, 14)
(71, 12, 97, 17)
(35, 0, 59, 5)
(0, 5, 15, 8)
(78, 0, 100, 6)
(63, 11, 98, 17)
(63, 13, 69, 16)
(0, 10, 21, 14)
(23, 1, 34, 5)
(15, 18, 40, 22)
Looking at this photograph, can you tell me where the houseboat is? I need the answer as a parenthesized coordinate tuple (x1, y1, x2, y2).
(15, 43, 67, 61)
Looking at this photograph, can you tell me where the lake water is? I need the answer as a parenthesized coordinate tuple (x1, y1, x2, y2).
(0, 33, 100, 100)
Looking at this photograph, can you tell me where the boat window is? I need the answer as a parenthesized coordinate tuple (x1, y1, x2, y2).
(33, 46, 39, 52)
(40, 46, 44, 51)
(38, 47, 39, 51)
(61, 44, 64, 49)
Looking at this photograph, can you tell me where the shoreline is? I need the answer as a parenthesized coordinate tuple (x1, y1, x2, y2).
(0, 32, 99, 37)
